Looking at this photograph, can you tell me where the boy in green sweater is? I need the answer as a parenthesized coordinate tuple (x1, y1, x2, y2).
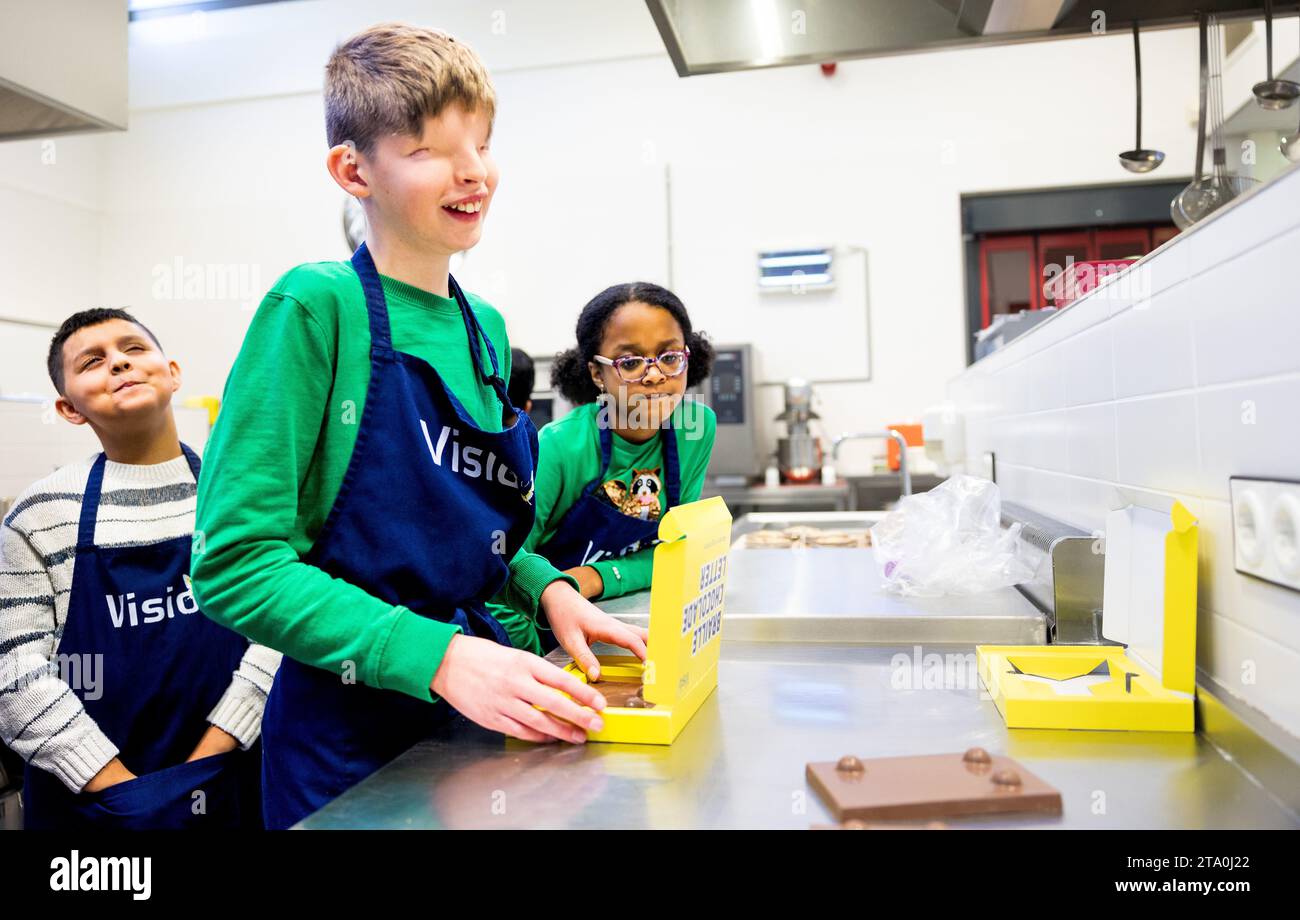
(191, 23, 646, 829)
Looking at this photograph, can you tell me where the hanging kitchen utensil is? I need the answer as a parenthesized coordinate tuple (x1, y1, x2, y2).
(1171, 14, 1215, 229)
(1282, 15, 1300, 160)
(1210, 17, 1259, 206)
(1253, 0, 1300, 110)
(1283, 112, 1300, 160)
(1172, 15, 1256, 229)
(1119, 21, 1165, 172)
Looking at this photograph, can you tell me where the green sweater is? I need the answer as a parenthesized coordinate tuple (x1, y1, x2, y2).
(191, 261, 570, 704)
(490, 399, 716, 642)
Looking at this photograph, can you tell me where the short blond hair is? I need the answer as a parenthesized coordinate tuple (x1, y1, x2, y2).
(324, 23, 496, 155)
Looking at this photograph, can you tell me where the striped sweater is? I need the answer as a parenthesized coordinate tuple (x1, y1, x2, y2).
(0, 451, 281, 793)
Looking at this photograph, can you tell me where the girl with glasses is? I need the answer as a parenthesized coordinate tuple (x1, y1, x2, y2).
(487, 282, 716, 652)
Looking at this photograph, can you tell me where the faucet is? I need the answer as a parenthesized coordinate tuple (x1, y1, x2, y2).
(830, 429, 912, 498)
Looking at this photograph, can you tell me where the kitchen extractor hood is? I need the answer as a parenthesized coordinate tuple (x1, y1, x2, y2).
(0, 0, 128, 141)
(645, 0, 1290, 77)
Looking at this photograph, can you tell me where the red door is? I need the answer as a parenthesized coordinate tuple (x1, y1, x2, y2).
(1037, 231, 1093, 308)
(1095, 227, 1152, 260)
(979, 234, 1038, 328)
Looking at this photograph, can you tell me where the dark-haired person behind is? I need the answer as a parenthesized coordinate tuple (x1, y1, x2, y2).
(488, 283, 716, 652)
(508, 347, 534, 415)
(0, 308, 279, 829)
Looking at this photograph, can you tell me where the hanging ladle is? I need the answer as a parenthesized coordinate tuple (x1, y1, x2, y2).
(1253, 0, 1300, 110)
(1119, 20, 1164, 172)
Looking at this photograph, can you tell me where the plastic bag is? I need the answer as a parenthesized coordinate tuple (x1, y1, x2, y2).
(869, 475, 1034, 597)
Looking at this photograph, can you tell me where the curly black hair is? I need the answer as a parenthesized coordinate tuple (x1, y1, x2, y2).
(551, 282, 714, 405)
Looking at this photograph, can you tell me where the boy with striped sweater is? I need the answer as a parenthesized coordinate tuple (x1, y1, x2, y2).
(0, 308, 279, 828)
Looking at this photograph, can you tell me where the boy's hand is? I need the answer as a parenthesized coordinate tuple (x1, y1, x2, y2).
(540, 580, 649, 682)
(564, 565, 604, 599)
(185, 725, 239, 762)
(431, 634, 609, 744)
(83, 757, 136, 793)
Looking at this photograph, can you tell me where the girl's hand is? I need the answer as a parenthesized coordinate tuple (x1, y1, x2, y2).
(540, 580, 649, 681)
(430, 633, 608, 743)
(563, 565, 604, 599)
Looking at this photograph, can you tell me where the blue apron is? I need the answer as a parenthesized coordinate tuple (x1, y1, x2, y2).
(535, 420, 680, 585)
(259, 243, 539, 830)
(21, 445, 254, 830)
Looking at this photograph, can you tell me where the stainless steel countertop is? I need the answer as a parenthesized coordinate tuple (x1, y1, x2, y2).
(703, 482, 852, 499)
(297, 642, 1298, 829)
(599, 513, 1046, 646)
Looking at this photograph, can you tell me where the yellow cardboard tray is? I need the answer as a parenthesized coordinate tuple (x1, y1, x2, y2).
(977, 646, 1194, 731)
(977, 501, 1198, 732)
(562, 496, 732, 745)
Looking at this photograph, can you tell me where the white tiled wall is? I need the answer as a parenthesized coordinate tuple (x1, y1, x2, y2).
(948, 165, 1300, 741)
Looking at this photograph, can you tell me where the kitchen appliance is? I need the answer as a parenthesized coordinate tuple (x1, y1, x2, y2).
(698, 343, 761, 483)
(644, 1, 1275, 79)
(0, 1, 126, 142)
(774, 378, 822, 484)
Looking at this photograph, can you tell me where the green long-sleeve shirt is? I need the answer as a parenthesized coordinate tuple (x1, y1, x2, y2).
(191, 261, 570, 704)
(491, 399, 716, 633)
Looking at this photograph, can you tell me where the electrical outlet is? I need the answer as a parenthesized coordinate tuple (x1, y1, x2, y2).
(1230, 477, 1300, 592)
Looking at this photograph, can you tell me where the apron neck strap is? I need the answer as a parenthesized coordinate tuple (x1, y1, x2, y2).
(351, 243, 512, 406)
(448, 273, 510, 405)
(77, 444, 201, 550)
(350, 243, 393, 353)
(660, 420, 681, 507)
(180, 443, 202, 480)
(77, 455, 108, 550)
(593, 416, 681, 507)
